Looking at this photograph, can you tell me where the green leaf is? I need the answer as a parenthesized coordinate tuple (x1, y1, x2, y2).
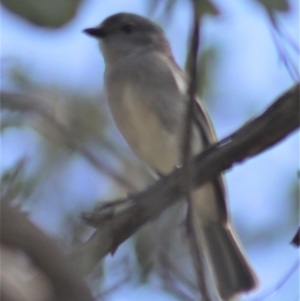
(2, 0, 82, 28)
(194, 0, 220, 17)
(255, 0, 290, 12)
(148, 0, 219, 17)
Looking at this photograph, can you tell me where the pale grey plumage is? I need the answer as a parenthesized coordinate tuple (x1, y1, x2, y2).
(84, 12, 257, 300)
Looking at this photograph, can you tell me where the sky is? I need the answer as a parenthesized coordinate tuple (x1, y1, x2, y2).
(1, 0, 299, 300)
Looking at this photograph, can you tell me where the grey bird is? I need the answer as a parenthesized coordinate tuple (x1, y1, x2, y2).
(83, 12, 257, 300)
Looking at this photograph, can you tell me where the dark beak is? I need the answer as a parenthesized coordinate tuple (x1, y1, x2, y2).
(83, 27, 106, 38)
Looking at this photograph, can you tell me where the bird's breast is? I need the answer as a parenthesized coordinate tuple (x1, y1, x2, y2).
(108, 84, 182, 174)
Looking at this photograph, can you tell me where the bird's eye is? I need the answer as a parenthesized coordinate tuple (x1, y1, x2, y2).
(121, 24, 134, 34)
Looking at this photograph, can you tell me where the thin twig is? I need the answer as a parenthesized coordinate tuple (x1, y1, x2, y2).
(181, 1, 211, 300)
(268, 15, 299, 81)
(274, 20, 299, 54)
(269, 26, 299, 81)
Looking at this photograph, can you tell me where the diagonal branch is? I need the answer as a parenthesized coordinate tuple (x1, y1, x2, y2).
(72, 82, 299, 274)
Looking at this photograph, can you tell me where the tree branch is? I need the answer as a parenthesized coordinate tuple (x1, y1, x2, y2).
(1, 203, 95, 301)
(72, 82, 299, 274)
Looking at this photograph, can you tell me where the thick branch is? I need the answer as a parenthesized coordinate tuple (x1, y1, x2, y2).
(1, 204, 94, 301)
(72, 83, 299, 274)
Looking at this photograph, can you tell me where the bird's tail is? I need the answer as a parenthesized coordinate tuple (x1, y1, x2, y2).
(200, 224, 257, 300)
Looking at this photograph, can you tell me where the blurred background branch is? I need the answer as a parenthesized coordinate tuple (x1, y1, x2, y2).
(1, 92, 138, 189)
(1, 203, 94, 301)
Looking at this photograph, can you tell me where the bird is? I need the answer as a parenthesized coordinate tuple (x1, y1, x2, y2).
(83, 12, 257, 300)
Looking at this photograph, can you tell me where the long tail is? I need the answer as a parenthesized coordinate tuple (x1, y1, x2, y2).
(201, 224, 257, 300)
